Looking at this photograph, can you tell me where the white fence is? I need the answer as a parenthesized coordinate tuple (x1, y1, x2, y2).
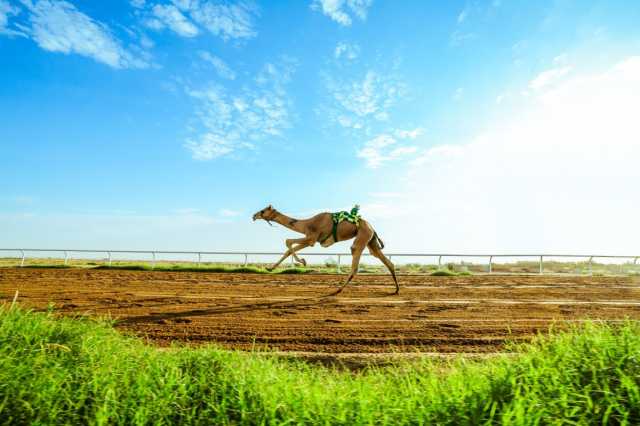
(0, 248, 638, 275)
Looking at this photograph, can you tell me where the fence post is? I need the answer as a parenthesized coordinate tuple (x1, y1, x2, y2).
(336, 255, 341, 273)
(539, 255, 543, 274)
(488, 256, 493, 274)
(438, 255, 442, 269)
(588, 257, 593, 276)
(107, 251, 112, 266)
(244, 253, 248, 267)
(197, 252, 201, 267)
(151, 252, 156, 270)
(20, 250, 25, 267)
(64, 251, 69, 265)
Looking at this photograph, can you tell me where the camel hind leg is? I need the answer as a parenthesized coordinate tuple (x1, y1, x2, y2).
(368, 239, 399, 294)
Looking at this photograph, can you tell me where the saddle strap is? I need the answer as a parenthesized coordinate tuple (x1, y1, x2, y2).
(319, 206, 361, 244)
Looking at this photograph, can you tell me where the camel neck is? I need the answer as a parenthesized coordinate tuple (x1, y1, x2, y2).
(272, 211, 305, 233)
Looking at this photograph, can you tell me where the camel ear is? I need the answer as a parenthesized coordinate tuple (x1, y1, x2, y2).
(268, 204, 273, 209)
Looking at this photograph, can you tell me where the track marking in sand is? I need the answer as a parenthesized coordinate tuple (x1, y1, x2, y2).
(135, 295, 640, 306)
(372, 285, 640, 290)
(198, 318, 637, 323)
(263, 351, 516, 359)
(333, 298, 640, 306)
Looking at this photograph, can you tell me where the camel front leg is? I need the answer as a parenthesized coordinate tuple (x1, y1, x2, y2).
(286, 237, 310, 266)
(334, 243, 366, 294)
(267, 241, 311, 271)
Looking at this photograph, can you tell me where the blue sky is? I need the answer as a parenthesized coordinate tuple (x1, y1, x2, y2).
(1, 0, 640, 255)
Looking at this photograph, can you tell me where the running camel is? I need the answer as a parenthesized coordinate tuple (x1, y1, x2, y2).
(252, 205, 399, 294)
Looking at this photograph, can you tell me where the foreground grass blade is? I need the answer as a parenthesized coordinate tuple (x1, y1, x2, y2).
(0, 306, 639, 425)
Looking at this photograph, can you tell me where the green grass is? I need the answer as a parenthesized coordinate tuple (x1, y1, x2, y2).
(94, 264, 311, 274)
(1, 306, 639, 425)
(19, 264, 311, 274)
(430, 269, 457, 276)
(22, 264, 74, 269)
(3, 257, 640, 276)
(430, 269, 473, 276)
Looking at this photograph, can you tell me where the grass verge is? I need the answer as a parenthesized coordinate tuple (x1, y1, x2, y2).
(430, 269, 472, 276)
(1, 306, 640, 424)
(99, 264, 310, 274)
(19, 264, 311, 274)
(22, 264, 74, 269)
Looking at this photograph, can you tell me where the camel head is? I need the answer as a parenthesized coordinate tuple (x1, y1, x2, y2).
(252, 204, 277, 224)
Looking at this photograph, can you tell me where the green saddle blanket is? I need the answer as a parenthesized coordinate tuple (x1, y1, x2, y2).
(323, 205, 361, 244)
(331, 205, 361, 226)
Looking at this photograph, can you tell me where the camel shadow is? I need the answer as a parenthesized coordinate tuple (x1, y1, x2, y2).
(117, 292, 336, 325)
(324, 288, 399, 298)
(117, 288, 397, 325)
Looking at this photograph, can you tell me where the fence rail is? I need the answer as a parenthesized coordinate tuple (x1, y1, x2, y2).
(0, 248, 638, 275)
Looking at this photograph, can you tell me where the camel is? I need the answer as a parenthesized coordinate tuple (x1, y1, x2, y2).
(252, 205, 399, 294)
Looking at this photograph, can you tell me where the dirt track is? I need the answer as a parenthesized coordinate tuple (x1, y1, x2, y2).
(2, 268, 640, 354)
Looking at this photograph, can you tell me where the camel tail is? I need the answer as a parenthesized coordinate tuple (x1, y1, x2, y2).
(372, 232, 385, 249)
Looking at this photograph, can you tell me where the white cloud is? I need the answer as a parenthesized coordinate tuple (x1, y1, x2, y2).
(368, 192, 404, 199)
(138, 0, 259, 41)
(409, 144, 465, 167)
(334, 41, 359, 60)
(311, 0, 372, 26)
(453, 87, 464, 101)
(450, 30, 476, 46)
(322, 65, 410, 167)
(185, 58, 296, 160)
(7, 0, 149, 69)
(130, 0, 146, 8)
(366, 56, 640, 254)
(394, 127, 423, 139)
(529, 65, 572, 91)
(0, 0, 25, 36)
(457, 7, 468, 24)
(198, 51, 236, 79)
(326, 70, 404, 130)
(357, 132, 418, 168)
(218, 208, 240, 217)
(553, 53, 568, 64)
(173, 208, 199, 214)
(147, 3, 199, 37)
(184, 0, 258, 40)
